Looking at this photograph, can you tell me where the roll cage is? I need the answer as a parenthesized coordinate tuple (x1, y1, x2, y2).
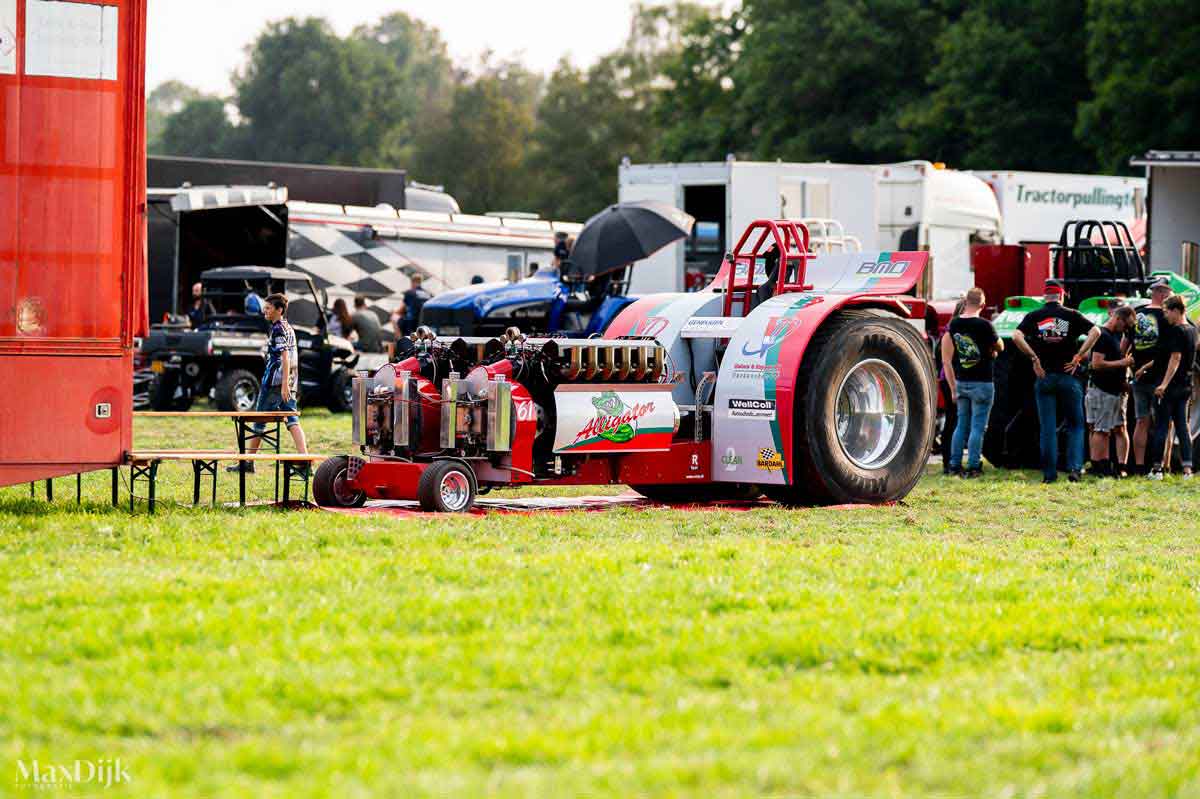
(1051, 219, 1148, 304)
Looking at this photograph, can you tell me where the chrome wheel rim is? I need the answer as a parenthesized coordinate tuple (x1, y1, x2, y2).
(835, 358, 909, 470)
(332, 468, 362, 506)
(234, 379, 257, 411)
(439, 470, 471, 511)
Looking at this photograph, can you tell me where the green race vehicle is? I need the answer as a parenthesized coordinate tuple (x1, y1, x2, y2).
(984, 220, 1200, 469)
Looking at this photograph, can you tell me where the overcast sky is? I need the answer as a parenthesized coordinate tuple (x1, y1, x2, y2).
(148, 0, 656, 95)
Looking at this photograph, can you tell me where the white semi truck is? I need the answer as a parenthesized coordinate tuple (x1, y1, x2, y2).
(618, 159, 1002, 301)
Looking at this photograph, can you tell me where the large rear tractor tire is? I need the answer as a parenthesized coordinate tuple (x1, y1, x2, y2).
(769, 310, 936, 506)
(417, 460, 478, 513)
(630, 483, 763, 504)
(214, 368, 260, 412)
(313, 456, 367, 508)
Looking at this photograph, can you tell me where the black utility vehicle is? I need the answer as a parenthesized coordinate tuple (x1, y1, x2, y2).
(137, 266, 378, 412)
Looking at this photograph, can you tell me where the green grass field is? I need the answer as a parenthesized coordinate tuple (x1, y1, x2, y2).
(2, 409, 1198, 797)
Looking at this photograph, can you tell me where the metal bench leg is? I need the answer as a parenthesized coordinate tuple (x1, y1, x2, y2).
(129, 466, 136, 513)
(45, 479, 52, 502)
(190, 460, 218, 507)
(274, 421, 282, 502)
(77, 473, 82, 504)
(239, 463, 247, 508)
(29, 482, 34, 498)
(111, 468, 119, 507)
(148, 463, 159, 514)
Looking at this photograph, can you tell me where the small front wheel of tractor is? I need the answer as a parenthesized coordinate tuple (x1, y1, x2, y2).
(417, 460, 478, 513)
(214, 368, 260, 412)
(313, 456, 366, 508)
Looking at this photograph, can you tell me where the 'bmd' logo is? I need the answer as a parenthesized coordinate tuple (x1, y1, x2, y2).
(857, 260, 911, 275)
(741, 316, 800, 358)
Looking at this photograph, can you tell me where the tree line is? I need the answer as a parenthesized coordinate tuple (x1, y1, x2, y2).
(148, 0, 1199, 222)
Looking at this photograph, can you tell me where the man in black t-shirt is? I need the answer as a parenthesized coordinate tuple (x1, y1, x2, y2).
(1147, 295, 1196, 479)
(1086, 305, 1135, 477)
(1012, 279, 1102, 483)
(1130, 277, 1172, 472)
(940, 287, 1002, 476)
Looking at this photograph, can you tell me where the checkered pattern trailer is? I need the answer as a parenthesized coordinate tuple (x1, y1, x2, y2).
(285, 202, 583, 317)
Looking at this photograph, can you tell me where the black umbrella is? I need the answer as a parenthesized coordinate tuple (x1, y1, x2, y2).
(568, 201, 695, 278)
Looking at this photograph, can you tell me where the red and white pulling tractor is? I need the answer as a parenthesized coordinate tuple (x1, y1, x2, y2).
(314, 220, 936, 512)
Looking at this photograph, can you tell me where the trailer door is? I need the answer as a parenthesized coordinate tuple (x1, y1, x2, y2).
(620, 181, 680, 294)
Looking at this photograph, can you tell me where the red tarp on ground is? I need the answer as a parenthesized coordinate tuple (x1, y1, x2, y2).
(318, 492, 888, 518)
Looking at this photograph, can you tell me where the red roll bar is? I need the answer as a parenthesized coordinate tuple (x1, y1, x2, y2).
(722, 220, 813, 317)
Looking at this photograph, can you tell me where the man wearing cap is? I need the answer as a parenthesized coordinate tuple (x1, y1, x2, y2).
(1130, 277, 1173, 473)
(1012, 279, 1102, 483)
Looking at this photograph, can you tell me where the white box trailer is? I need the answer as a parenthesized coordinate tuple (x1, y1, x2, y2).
(618, 159, 1001, 301)
(1130, 151, 1200, 278)
(970, 170, 1146, 245)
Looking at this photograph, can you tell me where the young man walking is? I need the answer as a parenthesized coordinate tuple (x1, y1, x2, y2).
(941, 288, 1001, 477)
(1130, 277, 1173, 473)
(1086, 304, 1136, 477)
(1012, 279, 1101, 483)
(1147, 295, 1196, 480)
(232, 293, 308, 472)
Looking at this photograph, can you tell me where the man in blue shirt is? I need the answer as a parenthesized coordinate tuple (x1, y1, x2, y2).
(230, 293, 308, 472)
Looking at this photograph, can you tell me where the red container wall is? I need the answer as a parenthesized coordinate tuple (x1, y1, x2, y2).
(0, 0, 147, 486)
(969, 244, 1026, 312)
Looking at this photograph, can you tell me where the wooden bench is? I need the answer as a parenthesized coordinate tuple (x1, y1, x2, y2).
(125, 451, 324, 513)
(131, 410, 303, 511)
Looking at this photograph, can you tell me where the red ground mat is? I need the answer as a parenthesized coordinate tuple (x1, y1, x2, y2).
(319, 491, 887, 518)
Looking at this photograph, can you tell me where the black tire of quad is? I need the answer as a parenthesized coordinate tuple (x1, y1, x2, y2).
(980, 348, 1044, 469)
(417, 460, 478, 513)
(149, 372, 194, 412)
(326, 368, 355, 413)
(629, 483, 763, 504)
(766, 310, 936, 506)
(313, 456, 366, 508)
(214, 368, 260, 412)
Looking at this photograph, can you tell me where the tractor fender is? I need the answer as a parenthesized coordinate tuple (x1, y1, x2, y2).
(712, 292, 931, 489)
